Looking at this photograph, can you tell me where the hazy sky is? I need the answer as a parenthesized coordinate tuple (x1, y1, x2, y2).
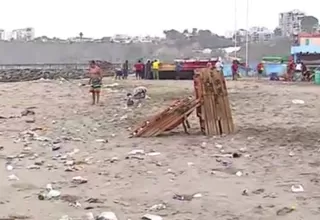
(0, 0, 319, 38)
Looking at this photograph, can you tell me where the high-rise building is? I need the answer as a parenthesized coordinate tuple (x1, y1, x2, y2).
(11, 27, 35, 41)
(279, 9, 305, 37)
(0, 29, 5, 40)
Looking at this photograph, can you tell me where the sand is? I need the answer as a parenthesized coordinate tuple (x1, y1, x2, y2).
(1, 77, 320, 220)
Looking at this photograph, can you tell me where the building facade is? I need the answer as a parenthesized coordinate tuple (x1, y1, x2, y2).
(11, 27, 35, 41)
(0, 29, 5, 40)
(298, 33, 320, 46)
(279, 9, 305, 37)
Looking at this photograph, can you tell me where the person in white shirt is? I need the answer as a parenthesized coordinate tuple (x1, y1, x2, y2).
(294, 60, 303, 81)
(295, 62, 302, 72)
(215, 59, 223, 71)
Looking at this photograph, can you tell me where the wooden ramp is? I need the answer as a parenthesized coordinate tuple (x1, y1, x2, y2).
(131, 97, 200, 137)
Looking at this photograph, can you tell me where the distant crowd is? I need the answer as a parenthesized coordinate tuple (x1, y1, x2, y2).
(115, 59, 160, 80)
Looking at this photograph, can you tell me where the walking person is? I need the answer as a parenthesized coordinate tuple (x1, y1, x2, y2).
(152, 59, 160, 80)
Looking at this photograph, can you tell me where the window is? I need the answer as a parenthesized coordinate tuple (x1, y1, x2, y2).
(305, 39, 310, 45)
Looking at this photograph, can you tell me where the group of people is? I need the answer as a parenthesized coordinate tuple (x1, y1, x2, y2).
(287, 60, 310, 81)
(115, 59, 160, 80)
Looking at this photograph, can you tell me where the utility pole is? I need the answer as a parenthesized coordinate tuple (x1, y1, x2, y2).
(245, 0, 249, 76)
(234, 0, 237, 58)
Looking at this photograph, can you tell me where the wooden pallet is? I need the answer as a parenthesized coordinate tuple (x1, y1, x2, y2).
(195, 68, 234, 135)
(131, 97, 200, 137)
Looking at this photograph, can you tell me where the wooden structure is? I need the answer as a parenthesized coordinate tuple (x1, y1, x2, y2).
(131, 68, 234, 137)
(131, 97, 200, 137)
(194, 68, 234, 135)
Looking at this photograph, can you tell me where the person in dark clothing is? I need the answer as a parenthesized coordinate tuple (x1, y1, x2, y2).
(141, 62, 145, 79)
(122, 60, 129, 79)
(149, 61, 154, 80)
(145, 60, 152, 79)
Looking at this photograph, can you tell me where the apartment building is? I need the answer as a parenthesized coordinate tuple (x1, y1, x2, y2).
(279, 9, 305, 36)
(11, 27, 35, 41)
(233, 27, 273, 43)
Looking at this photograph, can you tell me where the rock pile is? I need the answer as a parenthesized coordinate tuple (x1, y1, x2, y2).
(0, 69, 87, 82)
(0, 68, 114, 82)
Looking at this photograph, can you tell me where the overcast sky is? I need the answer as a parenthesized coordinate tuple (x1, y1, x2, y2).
(0, 0, 319, 38)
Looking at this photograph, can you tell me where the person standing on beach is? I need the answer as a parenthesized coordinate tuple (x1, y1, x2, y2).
(231, 60, 239, 80)
(257, 62, 264, 79)
(145, 60, 151, 79)
(88, 61, 102, 105)
(134, 60, 144, 79)
(122, 60, 129, 79)
(152, 59, 160, 80)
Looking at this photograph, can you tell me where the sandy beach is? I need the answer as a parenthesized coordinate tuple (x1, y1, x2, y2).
(1, 77, 320, 220)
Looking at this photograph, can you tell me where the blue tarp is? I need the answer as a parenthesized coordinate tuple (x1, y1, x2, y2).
(223, 63, 287, 77)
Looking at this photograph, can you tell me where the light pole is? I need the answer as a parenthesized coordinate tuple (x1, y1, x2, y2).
(245, 0, 249, 75)
(234, 0, 237, 58)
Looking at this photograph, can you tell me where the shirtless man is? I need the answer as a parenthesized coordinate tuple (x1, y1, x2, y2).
(88, 61, 102, 105)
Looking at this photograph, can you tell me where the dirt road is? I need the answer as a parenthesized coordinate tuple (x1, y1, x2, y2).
(1, 78, 320, 220)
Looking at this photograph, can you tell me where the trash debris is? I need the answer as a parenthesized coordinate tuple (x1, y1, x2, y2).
(128, 149, 145, 155)
(236, 171, 243, 177)
(25, 118, 35, 123)
(6, 165, 13, 171)
(52, 145, 61, 151)
(110, 157, 119, 163)
(187, 162, 194, 166)
(200, 142, 207, 148)
(141, 214, 163, 220)
(59, 215, 72, 220)
(96, 212, 118, 220)
(149, 203, 166, 211)
(291, 185, 304, 193)
(212, 153, 233, 158)
(21, 108, 35, 116)
(72, 176, 88, 184)
(8, 174, 19, 181)
(95, 139, 108, 143)
(85, 197, 104, 203)
(27, 165, 41, 170)
(147, 152, 161, 156)
(276, 206, 295, 216)
(84, 212, 95, 220)
(173, 193, 202, 201)
(2, 214, 32, 220)
(292, 99, 305, 104)
(120, 115, 128, 120)
(242, 189, 249, 196)
(252, 188, 265, 194)
(69, 201, 82, 208)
